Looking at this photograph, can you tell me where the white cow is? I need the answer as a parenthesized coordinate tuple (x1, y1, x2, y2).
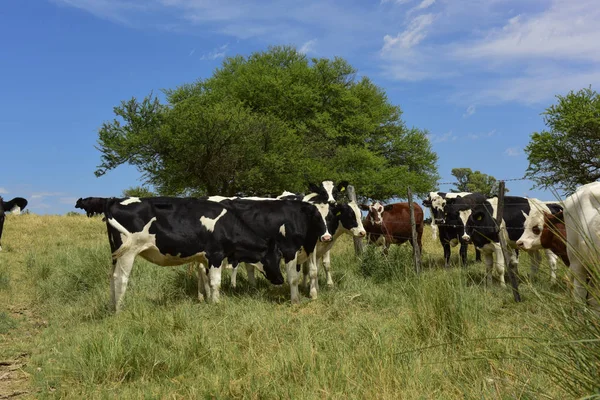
(562, 182, 600, 306)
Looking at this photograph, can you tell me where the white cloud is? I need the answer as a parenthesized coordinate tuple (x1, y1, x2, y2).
(463, 105, 476, 118)
(0, 187, 7, 195)
(505, 147, 522, 157)
(415, 0, 435, 11)
(299, 39, 317, 54)
(59, 197, 80, 205)
(188, 48, 195, 56)
(382, 13, 434, 52)
(199, 44, 228, 61)
(466, 129, 495, 140)
(427, 131, 457, 143)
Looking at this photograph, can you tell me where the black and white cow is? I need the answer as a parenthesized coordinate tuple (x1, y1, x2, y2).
(0, 197, 28, 252)
(75, 197, 107, 217)
(422, 192, 481, 268)
(277, 180, 365, 293)
(445, 194, 559, 285)
(207, 196, 332, 303)
(104, 196, 284, 312)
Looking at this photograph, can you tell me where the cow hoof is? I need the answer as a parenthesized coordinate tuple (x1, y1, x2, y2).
(326, 281, 334, 287)
(309, 288, 318, 299)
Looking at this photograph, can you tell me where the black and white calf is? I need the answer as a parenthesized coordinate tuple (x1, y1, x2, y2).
(445, 194, 559, 285)
(75, 197, 108, 217)
(208, 196, 331, 303)
(104, 197, 284, 312)
(422, 192, 481, 268)
(0, 197, 28, 251)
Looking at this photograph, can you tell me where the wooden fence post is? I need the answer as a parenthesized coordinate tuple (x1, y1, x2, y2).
(407, 187, 421, 274)
(495, 181, 521, 302)
(347, 185, 364, 256)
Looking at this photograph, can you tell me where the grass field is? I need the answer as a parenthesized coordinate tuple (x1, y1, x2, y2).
(1, 213, 599, 399)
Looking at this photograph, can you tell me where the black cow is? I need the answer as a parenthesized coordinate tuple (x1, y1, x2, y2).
(0, 197, 28, 252)
(75, 197, 108, 217)
(423, 191, 481, 268)
(208, 197, 331, 303)
(104, 197, 284, 312)
(446, 194, 558, 286)
(276, 180, 365, 296)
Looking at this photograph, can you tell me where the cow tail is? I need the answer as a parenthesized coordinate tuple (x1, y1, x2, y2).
(104, 198, 132, 259)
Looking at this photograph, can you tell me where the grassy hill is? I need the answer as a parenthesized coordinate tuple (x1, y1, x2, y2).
(0, 213, 598, 399)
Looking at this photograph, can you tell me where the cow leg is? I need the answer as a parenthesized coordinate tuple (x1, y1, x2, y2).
(230, 264, 238, 289)
(245, 263, 256, 288)
(322, 250, 334, 286)
(443, 242, 451, 268)
(570, 258, 589, 302)
(111, 252, 136, 313)
(492, 244, 506, 287)
(208, 264, 223, 303)
(459, 243, 468, 267)
(301, 262, 309, 288)
(544, 249, 558, 283)
(286, 259, 301, 304)
(196, 262, 210, 302)
(307, 252, 319, 299)
(529, 250, 542, 281)
(475, 248, 481, 262)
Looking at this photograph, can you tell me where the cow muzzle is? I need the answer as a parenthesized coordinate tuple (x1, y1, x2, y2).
(462, 234, 471, 243)
(321, 233, 332, 242)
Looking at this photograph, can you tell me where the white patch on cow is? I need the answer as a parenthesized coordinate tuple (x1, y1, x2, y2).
(459, 209, 471, 228)
(322, 180, 335, 203)
(431, 195, 446, 214)
(303, 193, 318, 202)
(120, 197, 141, 205)
(348, 201, 366, 236)
(10, 206, 21, 215)
(313, 203, 333, 240)
(277, 191, 297, 198)
(208, 195, 236, 202)
(279, 224, 286, 237)
(200, 209, 227, 232)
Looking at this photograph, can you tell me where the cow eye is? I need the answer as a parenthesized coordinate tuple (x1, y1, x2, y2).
(532, 226, 541, 235)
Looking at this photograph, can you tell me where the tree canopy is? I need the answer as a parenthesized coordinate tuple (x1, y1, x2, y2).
(96, 46, 439, 199)
(525, 87, 600, 194)
(450, 168, 505, 196)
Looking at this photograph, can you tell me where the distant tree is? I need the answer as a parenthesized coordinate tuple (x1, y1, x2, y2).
(525, 87, 600, 194)
(450, 168, 506, 196)
(95, 46, 439, 200)
(122, 186, 156, 198)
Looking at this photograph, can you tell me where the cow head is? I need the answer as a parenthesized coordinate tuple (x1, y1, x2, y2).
(308, 180, 349, 205)
(331, 202, 366, 237)
(464, 201, 498, 247)
(359, 202, 392, 225)
(0, 197, 28, 251)
(75, 198, 84, 210)
(259, 239, 285, 285)
(516, 201, 563, 251)
(424, 192, 449, 224)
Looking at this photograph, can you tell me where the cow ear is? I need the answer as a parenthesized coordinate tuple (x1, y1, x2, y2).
(358, 204, 370, 211)
(422, 199, 432, 206)
(336, 181, 349, 193)
(383, 204, 393, 212)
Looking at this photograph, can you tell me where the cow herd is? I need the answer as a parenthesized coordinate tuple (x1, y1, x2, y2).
(1, 181, 599, 312)
(422, 182, 600, 305)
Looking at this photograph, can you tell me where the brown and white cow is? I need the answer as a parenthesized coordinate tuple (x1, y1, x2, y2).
(360, 202, 423, 253)
(538, 211, 569, 267)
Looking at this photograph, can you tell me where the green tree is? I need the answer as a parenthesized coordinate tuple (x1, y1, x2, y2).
(450, 168, 505, 196)
(96, 46, 439, 199)
(122, 186, 156, 198)
(525, 87, 600, 194)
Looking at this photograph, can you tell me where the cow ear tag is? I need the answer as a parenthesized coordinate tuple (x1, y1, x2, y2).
(476, 215, 483, 221)
(340, 187, 345, 192)
(336, 211, 342, 216)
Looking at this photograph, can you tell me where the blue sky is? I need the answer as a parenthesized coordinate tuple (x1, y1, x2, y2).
(2, 0, 599, 215)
